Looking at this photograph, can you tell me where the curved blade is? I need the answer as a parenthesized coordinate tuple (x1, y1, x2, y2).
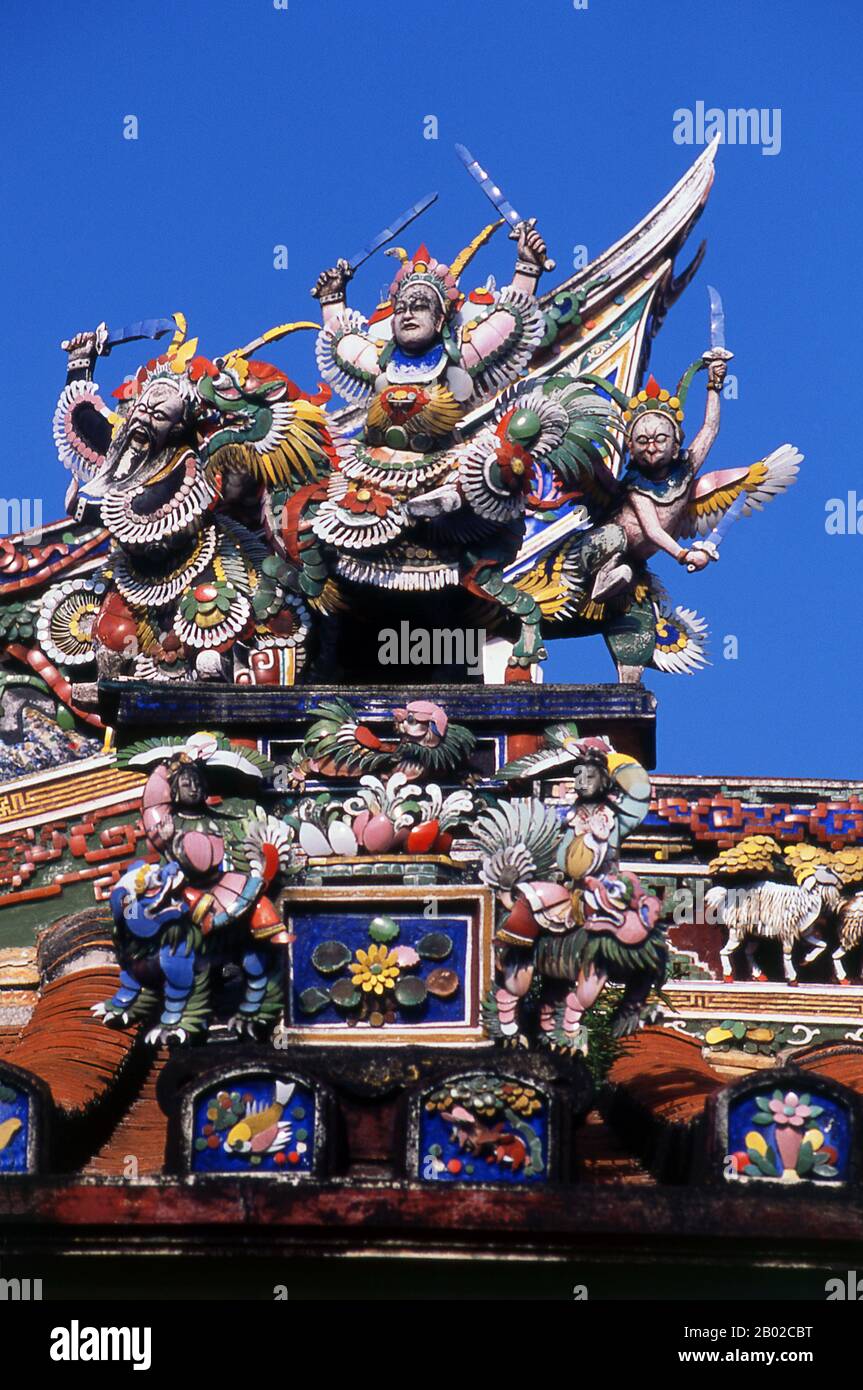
(105, 317, 178, 347)
(707, 285, 726, 351)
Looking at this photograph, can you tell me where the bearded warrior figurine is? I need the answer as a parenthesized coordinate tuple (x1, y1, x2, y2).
(50, 322, 334, 683)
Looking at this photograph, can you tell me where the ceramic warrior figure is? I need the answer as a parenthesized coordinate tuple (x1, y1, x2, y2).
(281, 222, 586, 676)
(553, 358, 801, 681)
(93, 733, 298, 1044)
(478, 734, 667, 1049)
(50, 325, 333, 683)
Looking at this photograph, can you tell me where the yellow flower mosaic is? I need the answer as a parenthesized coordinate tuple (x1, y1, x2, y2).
(349, 943, 400, 995)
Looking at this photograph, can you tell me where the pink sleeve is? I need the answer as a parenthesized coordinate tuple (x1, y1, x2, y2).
(336, 332, 381, 379)
(459, 309, 517, 373)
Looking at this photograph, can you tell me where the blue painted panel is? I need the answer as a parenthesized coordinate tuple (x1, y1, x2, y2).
(418, 1077, 549, 1184)
(726, 1086, 851, 1183)
(0, 1082, 30, 1174)
(191, 1077, 315, 1175)
(289, 911, 470, 1029)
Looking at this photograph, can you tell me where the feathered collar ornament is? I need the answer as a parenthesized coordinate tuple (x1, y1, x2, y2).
(622, 452, 695, 502)
(386, 342, 448, 381)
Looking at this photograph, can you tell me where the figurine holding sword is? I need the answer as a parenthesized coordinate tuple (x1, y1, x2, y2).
(311, 157, 549, 417)
(563, 285, 800, 680)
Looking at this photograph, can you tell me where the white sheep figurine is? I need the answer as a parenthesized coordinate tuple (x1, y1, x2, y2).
(706, 837, 845, 986)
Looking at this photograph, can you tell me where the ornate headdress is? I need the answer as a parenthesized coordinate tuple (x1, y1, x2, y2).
(388, 244, 461, 317)
(111, 318, 208, 405)
(572, 736, 614, 772)
(581, 358, 705, 444)
(120, 357, 201, 405)
(386, 223, 504, 320)
(622, 374, 685, 438)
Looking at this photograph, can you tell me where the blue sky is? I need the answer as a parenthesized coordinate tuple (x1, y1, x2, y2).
(1, 0, 860, 776)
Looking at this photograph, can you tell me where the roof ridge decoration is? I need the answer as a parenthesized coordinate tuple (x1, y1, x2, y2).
(3, 139, 796, 696)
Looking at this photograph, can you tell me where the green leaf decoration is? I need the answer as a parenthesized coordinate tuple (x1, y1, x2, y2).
(732, 1021, 746, 1039)
(330, 979, 361, 1009)
(368, 915, 399, 943)
(814, 1164, 839, 1178)
(755, 1095, 773, 1112)
(751, 1113, 773, 1125)
(417, 931, 453, 961)
(206, 1092, 244, 1134)
(808, 1105, 824, 1119)
(394, 976, 428, 1008)
(298, 986, 331, 1015)
(311, 940, 351, 974)
(796, 1140, 815, 1175)
(747, 1146, 779, 1177)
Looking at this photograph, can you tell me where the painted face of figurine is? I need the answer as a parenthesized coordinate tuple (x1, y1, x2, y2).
(570, 761, 610, 801)
(628, 412, 679, 470)
(81, 373, 215, 549)
(107, 380, 191, 484)
(392, 286, 445, 354)
(170, 762, 207, 811)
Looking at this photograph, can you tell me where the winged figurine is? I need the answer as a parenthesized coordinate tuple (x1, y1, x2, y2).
(509, 355, 801, 682)
(473, 740, 667, 1051)
(280, 220, 626, 678)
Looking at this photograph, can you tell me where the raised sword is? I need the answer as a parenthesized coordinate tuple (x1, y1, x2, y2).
(346, 192, 439, 273)
(702, 284, 734, 365)
(61, 317, 179, 353)
(454, 144, 556, 272)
